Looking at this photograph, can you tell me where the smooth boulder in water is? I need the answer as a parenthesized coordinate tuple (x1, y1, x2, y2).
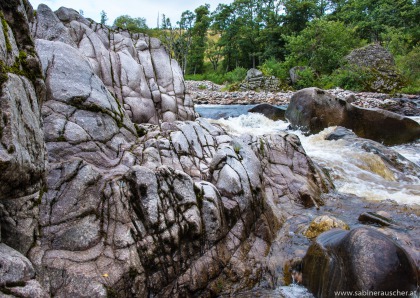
(248, 103, 286, 121)
(285, 88, 420, 145)
(302, 227, 418, 298)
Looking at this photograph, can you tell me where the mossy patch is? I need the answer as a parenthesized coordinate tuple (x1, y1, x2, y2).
(0, 12, 12, 53)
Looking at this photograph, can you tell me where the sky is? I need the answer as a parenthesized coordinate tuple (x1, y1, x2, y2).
(29, 0, 233, 28)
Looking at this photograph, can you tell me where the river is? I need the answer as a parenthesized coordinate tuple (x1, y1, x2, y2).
(196, 105, 420, 206)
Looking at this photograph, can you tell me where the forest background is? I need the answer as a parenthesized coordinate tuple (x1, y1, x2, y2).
(99, 0, 420, 93)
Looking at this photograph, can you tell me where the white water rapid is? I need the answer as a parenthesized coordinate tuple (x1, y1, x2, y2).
(210, 113, 420, 205)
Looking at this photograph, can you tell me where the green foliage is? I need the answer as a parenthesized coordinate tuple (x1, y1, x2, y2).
(224, 67, 247, 83)
(185, 67, 247, 85)
(113, 15, 148, 32)
(121, 0, 419, 94)
(293, 67, 317, 89)
(330, 0, 420, 45)
(321, 65, 375, 91)
(259, 57, 289, 80)
(396, 47, 420, 94)
(285, 19, 363, 75)
(187, 4, 211, 74)
(0, 12, 12, 52)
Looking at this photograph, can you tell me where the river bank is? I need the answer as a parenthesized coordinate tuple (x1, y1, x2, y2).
(186, 80, 420, 116)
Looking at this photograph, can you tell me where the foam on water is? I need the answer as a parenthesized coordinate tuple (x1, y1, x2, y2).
(211, 113, 289, 135)
(275, 284, 315, 298)
(212, 113, 420, 205)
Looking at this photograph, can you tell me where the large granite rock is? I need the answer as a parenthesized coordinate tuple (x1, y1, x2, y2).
(285, 88, 420, 145)
(0, 1, 47, 296)
(7, 2, 407, 298)
(31, 5, 196, 125)
(302, 227, 418, 297)
(345, 44, 404, 93)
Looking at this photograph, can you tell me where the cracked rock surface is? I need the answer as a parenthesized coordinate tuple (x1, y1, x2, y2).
(31, 4, 196, 125)
(0, 2, 335, 297)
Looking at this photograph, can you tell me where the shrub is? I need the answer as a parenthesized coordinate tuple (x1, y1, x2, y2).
(259, 57, 289, 80)
(224, 67, 247, 83)
(294, 67, 317, 89)
(396, 46, 420, 94)
(320, 65, 375, 91)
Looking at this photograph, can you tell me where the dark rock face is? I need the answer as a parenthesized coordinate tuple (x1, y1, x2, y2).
(302, 227, 418, 298)
(248, 103, 286, 121)
(285, 88, 420, 145)
(345, 44, 404, 93)
(0, 0, 48, 296)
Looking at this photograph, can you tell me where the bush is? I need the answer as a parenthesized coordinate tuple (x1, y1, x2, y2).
(293, 67, 317, 89)
(259, 57, 289, 80)
(320, 65, 375, 91)
(396, 46, 420, 94)
(224, 67, 247, 83)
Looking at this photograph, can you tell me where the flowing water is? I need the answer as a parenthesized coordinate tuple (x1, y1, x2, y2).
(198, 105, 420, 206)
(197, 106, 419, 297)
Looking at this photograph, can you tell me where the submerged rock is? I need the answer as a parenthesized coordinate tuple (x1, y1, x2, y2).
(302, 227, 418, 297)
(285, 88, 420, 145)
(304, 215, 349, 239)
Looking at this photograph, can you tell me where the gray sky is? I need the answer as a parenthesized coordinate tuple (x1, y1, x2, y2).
(29, 0, 233, 27)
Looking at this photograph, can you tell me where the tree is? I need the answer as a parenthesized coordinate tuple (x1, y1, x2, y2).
(285, 19, 363, 74)
(100, 10, 108, 25)
(329, 0, 420, 44)
(113, 15, 148, 32)
(175, 10, 195, 73)
(159, 15, 178, 57)
(187, 4, 211, 74)
(206, 39, 223, 70)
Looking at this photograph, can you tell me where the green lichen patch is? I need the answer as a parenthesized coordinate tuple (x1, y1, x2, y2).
(0, 12, 12, 53)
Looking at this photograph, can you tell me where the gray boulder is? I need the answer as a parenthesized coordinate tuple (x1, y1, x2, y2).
(285, 88, 420, 145)
(345, 44, 404, 93)
(0, 243, 47, 297)
(248, 103, 286, 121)
(302, 227, 418, 297)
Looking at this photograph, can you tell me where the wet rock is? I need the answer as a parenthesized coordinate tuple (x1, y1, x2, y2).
(286, 88, 420, 145)
(325, 126, 420, 182)
(304, 215, 349, 239)
(248, 104, 286, 121)
(325, 126, 356, 140)
(358, 212, 392, 227)
(302, 227, 418, 297)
